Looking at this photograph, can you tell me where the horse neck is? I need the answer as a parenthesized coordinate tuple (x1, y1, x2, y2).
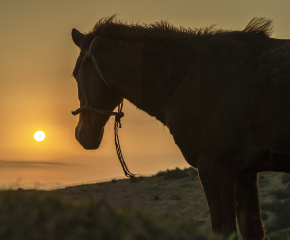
(95, 37, 170, 125)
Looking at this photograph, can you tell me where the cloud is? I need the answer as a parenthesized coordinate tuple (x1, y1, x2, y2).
(0, 160, 69, 168)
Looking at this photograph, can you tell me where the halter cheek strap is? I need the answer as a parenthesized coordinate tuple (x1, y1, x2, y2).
(71, 36, 135, 178)
(71, 36, 118, 116)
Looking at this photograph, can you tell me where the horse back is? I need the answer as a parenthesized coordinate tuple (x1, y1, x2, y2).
(166, 36, 290, 168)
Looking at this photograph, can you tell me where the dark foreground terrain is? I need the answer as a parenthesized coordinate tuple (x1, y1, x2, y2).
(1, 168, 290, 240)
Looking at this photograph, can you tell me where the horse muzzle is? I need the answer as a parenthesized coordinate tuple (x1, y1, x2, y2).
(75, 124, 104, 150)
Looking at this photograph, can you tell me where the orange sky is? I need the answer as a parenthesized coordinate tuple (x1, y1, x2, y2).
(1, 0, 290, 189)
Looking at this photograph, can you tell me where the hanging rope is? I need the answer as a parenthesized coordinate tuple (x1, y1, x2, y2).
(114, 101, 135, 177)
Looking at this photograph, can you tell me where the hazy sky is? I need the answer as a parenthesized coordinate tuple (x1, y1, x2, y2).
(1, 0, 290, 189)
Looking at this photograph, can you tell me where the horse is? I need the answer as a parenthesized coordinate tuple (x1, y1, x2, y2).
(71, 16, 290, 239)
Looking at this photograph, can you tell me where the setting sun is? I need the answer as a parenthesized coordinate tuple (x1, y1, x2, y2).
(34, 131, 45, 142)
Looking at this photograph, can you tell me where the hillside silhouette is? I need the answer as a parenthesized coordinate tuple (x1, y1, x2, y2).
(1, 168, 290, 239)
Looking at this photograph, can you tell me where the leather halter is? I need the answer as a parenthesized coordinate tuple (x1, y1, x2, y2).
(71, 36, 124, 118)
(71, 36, 135, 177)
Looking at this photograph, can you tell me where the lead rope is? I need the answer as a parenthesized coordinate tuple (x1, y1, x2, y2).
(114, 101, 135, 177)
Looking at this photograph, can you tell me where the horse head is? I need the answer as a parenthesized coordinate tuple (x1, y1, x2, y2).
(71, 29, 123, 150)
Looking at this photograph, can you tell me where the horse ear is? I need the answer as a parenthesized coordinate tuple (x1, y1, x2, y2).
(72, 28, 85, 47)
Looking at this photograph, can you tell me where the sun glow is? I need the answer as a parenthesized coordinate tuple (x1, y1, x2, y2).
(34, 131, 45, 142)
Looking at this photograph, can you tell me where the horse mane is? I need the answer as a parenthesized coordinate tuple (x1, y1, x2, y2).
(243, 17, 273, 37)
(88, 15, 274, 41)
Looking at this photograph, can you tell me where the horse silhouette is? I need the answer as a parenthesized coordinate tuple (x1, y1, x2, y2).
(71, 16, 290, 239)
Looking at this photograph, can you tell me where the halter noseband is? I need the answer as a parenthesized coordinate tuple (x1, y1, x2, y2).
(71, 36, 135, 177)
